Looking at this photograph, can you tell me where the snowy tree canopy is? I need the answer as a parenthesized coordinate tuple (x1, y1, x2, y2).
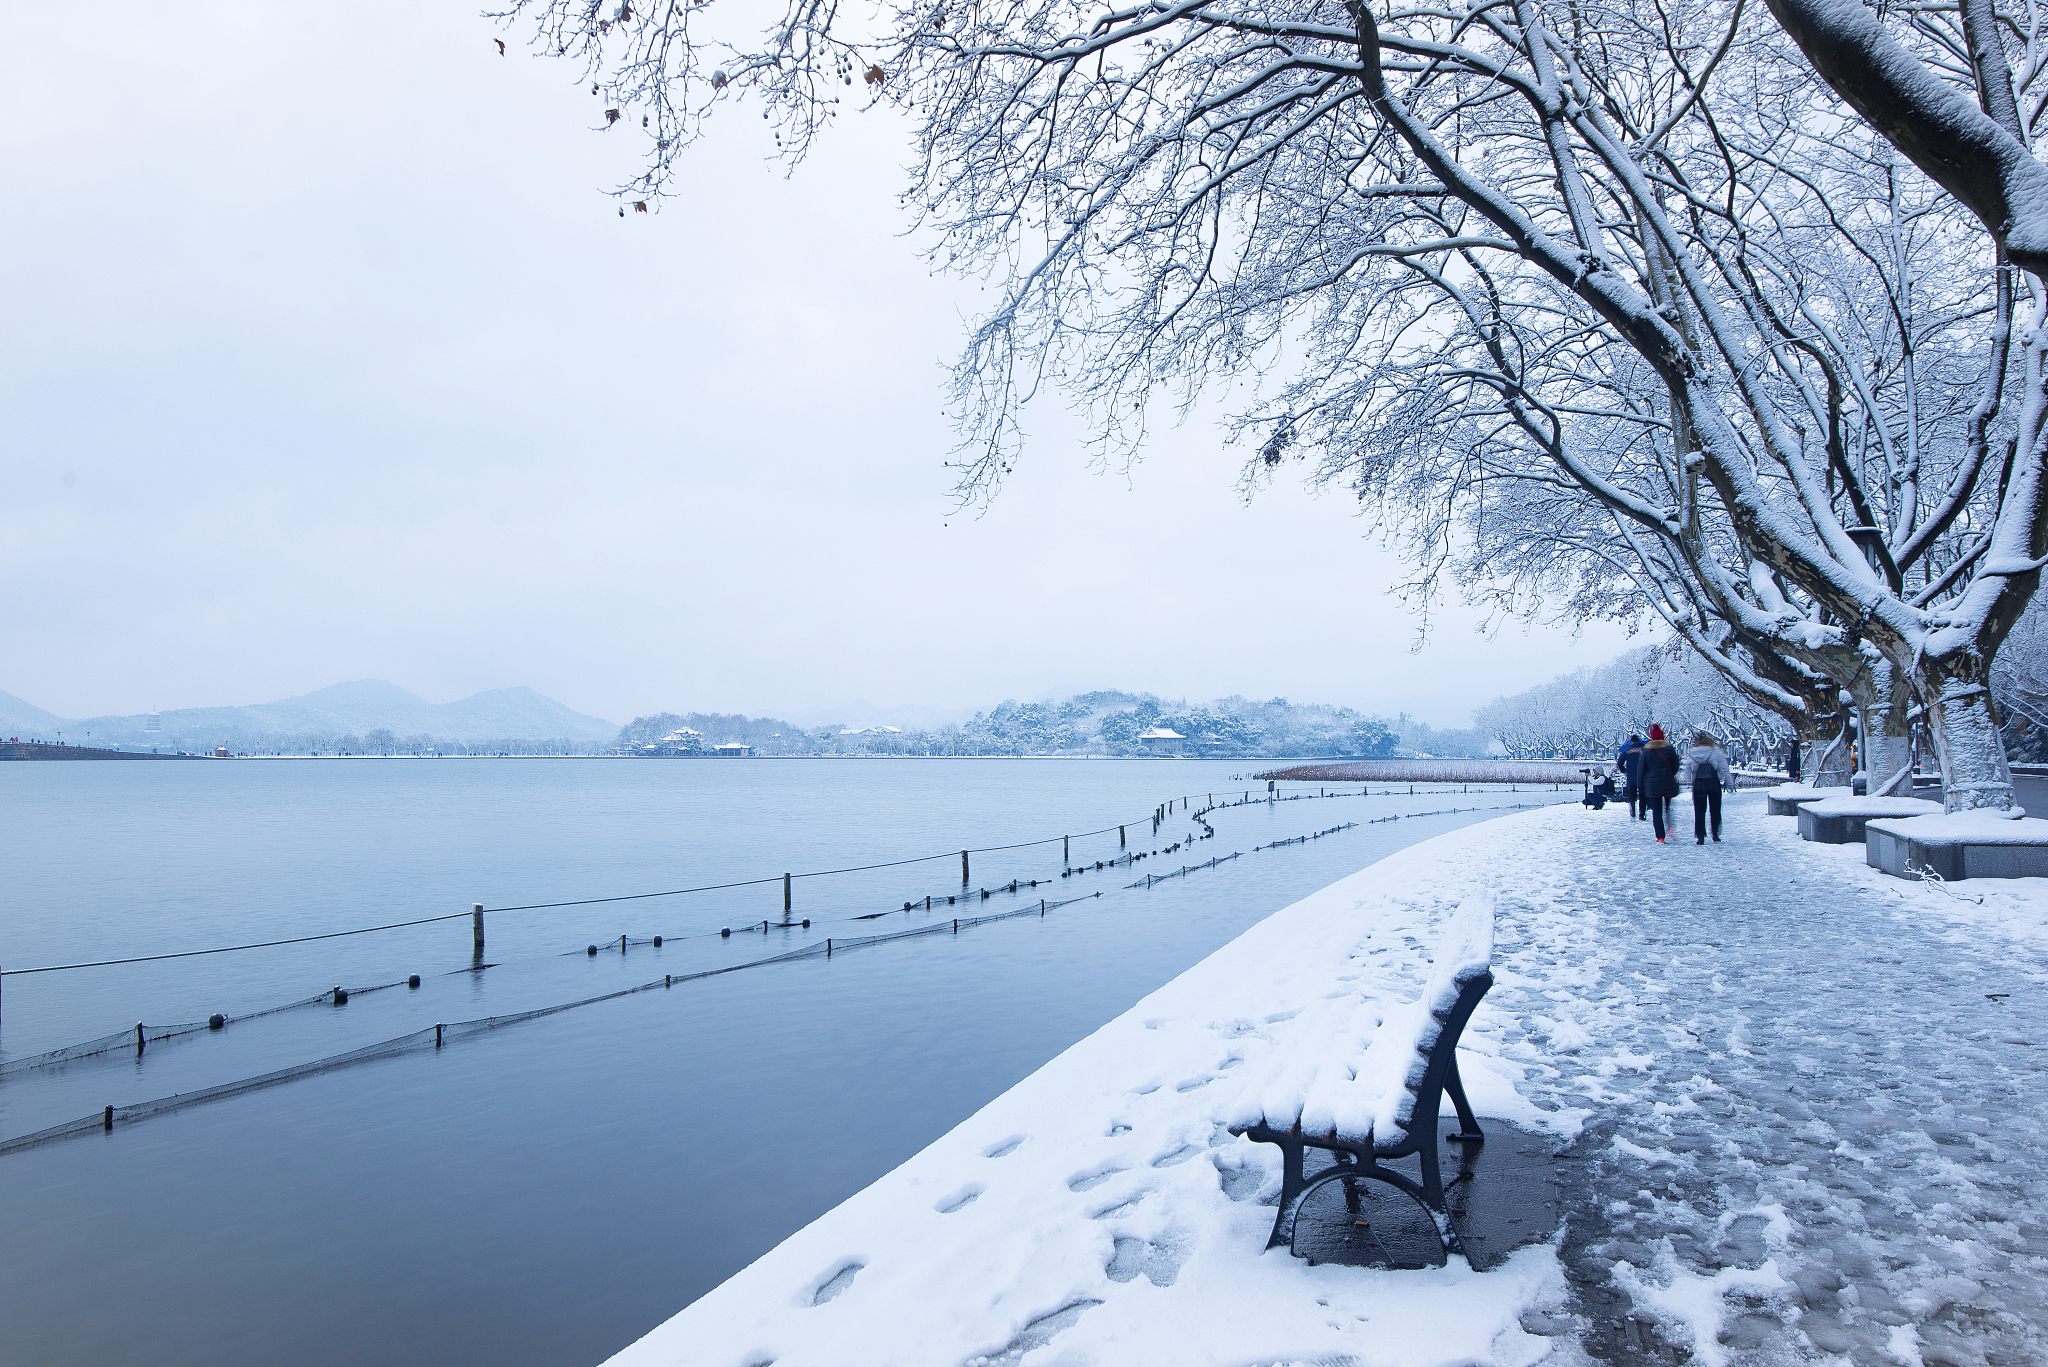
(1474, 644, 1793, 764)
(496, 0, 2048, 809)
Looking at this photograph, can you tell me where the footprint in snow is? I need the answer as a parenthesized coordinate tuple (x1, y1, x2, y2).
(1090, 1193, 1148, 1219)
(934, 1184, 985, 1214)
(808, 1260, 863, 1306)
(1069, 1165, 1125, 1192)
(1106, 1233, 1189, 1287)
(983, 1134, 1026, 1158)
(964, 1299, 1102, 1367)
(1151, 1143, 1201, 1168)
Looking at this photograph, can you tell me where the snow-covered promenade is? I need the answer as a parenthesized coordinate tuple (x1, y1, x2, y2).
(608, 795, 2048, 1367)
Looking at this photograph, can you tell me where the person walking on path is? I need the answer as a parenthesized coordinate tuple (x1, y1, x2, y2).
(1681, 732, 1734, 844)
(1639, 725, 1681, 842)
(1617, 734, 1647, 820)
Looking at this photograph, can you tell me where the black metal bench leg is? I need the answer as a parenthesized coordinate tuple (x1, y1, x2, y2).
(1443, 1056, 1484, 1144)
(1417, 1134, 1444, 1210)
(1265, 1135, 1306, 1250)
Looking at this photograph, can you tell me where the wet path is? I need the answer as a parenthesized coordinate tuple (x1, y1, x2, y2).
(1496, 794, 2048, 1366)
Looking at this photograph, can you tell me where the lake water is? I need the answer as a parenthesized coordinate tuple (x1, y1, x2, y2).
(0, 758, 1567, 1367)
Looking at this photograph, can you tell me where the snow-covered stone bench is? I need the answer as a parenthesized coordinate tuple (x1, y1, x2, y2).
(1797, 795, 1942, 844)
(1866, 811, 2048, 881)
(1226, 892, 1493, 1258)
(1765, 783, 1852, 817)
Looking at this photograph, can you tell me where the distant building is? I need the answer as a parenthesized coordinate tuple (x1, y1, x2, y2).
(712, 743, 754, 757)
(838, 725, 902, 736)
(144, 712, 161, 734)
(1138, 727, 1185, 755)
(635, 727, 704, 757)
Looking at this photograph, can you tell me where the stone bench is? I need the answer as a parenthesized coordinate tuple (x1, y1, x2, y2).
(1226, 892, 1494, 1262)
(1765, 783, 1853, 817)
(1798, 795, 1942, 844)
(1866, 812, 2048, 880)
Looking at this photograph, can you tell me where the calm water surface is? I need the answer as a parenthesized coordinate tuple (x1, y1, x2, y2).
(0, 758, 1565, 1367)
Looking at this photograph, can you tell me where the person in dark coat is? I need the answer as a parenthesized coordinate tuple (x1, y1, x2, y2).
(1681, 732, 1735, 843)
(1639, 724, 1682, 842)
(1617, 734, 1647, 819)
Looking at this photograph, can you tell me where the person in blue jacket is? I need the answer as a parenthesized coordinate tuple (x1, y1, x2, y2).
(1617, 734, 1647, 820)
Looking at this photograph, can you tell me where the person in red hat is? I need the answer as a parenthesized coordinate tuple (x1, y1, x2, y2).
(1639, 724, 1682, 842)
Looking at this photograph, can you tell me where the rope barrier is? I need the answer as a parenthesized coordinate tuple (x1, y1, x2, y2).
(0, 794, 1575, 1146)
(0, 889, 1107, 1157)
(2, 784, 1264, 976)
(0, 786, 1548, 979)
(0, 977, 422, 1078)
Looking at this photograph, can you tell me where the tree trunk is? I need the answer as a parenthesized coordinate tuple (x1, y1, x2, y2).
(1919, 649, 2017, 810)
(1812, 715, 1857, 788)
(1862, 660, 1918, 795)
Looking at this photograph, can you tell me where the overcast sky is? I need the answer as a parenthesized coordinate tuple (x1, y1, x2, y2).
(1, 1, 1638, 728)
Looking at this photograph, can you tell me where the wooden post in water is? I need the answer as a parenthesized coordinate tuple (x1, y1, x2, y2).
(1119, 825, 1125, 847)
(961, 850, 969, 885)
(472, 904, 485, 958)
(135, 1022, 145, 1056)
(783, 873, 792, 916)
(1063, 835, 1069, 863)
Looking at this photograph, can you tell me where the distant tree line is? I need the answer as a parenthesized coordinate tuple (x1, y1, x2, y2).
(615, 691, 1490, 759)
(138, 729, 605, 757)
(1474, 647, 1793, 768)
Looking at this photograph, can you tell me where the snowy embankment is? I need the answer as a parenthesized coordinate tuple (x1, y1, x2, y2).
(610, 797, 2048, 1367)
(608, 808, 1595, 1367)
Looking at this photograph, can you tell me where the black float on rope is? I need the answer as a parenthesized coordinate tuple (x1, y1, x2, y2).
(208, 1013, 226, 1030)
(407, 974, 421, 988)
(586, 945, 598, 957)
(332, 988, 348, 1005)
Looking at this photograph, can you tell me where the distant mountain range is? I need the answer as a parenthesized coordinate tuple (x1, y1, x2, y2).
(0, 680, 617, 748)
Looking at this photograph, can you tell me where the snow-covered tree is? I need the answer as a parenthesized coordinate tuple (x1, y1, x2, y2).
(1476, 644, 1794, 765)
(501, 0, 2048, 807)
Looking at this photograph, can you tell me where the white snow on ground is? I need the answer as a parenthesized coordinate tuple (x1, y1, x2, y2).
(610, 797, 2048, 1367)
(1767, 807, 2048, 956)
(607, 811, 1593, 1367)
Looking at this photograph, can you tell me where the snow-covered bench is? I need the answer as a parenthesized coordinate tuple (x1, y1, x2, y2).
(1226, 892, 1494, 1256)
(1765, 783, 1852, 817)
(1797, 795, 1942, 844)
(1866, 811, 2048, 880)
